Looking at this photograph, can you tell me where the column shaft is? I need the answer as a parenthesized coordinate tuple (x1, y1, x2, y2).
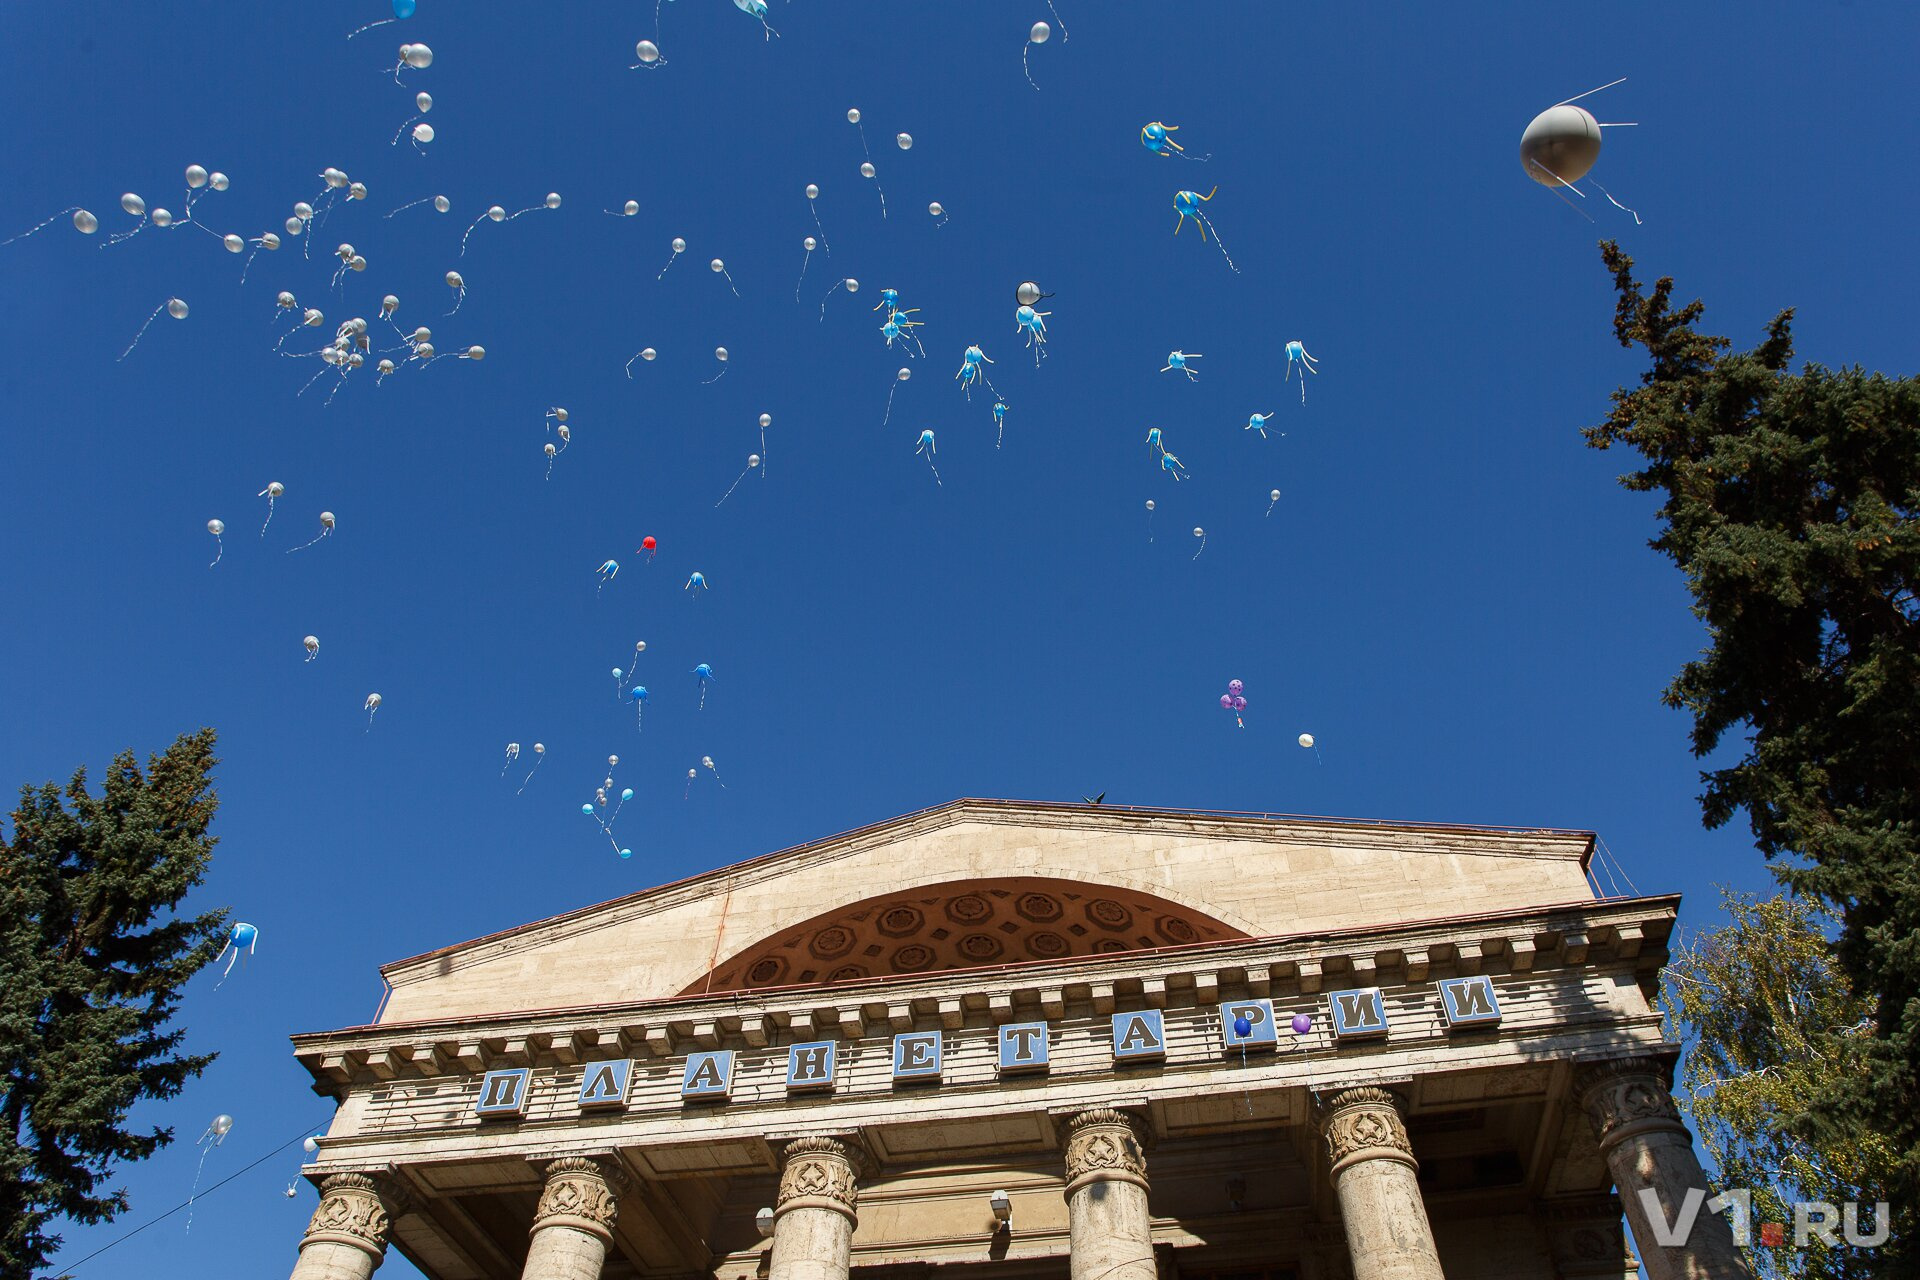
(1061, 1108, 1156, 1280)
(521, 1157, 625, 1280)
(768, 1137, 861, 1280)
(1577, 1059, 1753, 1280)
(1320, 1087, 1445, 1280)
(289, 1172, 407, 1280)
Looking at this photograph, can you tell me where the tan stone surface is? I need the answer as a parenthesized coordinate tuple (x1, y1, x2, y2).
(374, 803, 1596, 1023)
(1062, 1109, 1155, 1280)
(769, 1137, 860, 1280)
(1320, 1088, 1444, 1280)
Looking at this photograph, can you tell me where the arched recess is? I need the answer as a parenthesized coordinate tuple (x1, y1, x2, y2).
(684, 876, 1252, 995)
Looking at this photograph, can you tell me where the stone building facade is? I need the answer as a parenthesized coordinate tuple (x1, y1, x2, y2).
(287, 800, 1751, 1280)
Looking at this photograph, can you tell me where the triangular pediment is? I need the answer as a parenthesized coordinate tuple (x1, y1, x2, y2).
(376, 799, 1594, 1025)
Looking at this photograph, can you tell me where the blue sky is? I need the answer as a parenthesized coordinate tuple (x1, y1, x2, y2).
(4, 2, 1915, 1274)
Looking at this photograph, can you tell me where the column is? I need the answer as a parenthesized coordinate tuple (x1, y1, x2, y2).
(1576, 1058, 1753, 1280)
(521, 1156, 627, 1280)
(1319, 1087, 1445, 1280)
(768, 1136, 863, 1280)
(1542, 1195, 1640, 1278)
(1060, 1107, 1155, 1280)
(289, 1171, 409, 1280)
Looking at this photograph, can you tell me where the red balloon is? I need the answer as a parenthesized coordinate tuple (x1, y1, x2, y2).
(641, 536, 657, 550)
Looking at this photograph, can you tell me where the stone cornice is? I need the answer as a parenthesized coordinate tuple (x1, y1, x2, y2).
(375, 799, 1598, 988)
(295, 897, 1673, 1093)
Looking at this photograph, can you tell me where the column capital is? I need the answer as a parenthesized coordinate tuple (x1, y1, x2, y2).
(300, 1170, 410, 1262)
(1540, 1195, 1639, 1279)
(530, 1155, 626, 1243)
(776, 1135, 863, 1226)
(1318, 1086, 1415, 1177)
(1059, 1106, 1150, 1196)
(1574, 1056, 1686, 1153)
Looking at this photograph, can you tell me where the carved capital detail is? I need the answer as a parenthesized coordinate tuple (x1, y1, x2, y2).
(1061, 1107, 1149, 1195)
(1319, 1086, 1415, 1176)
(1575, 1056, 1685, 1152)
(776, 1136, 860, 1225)
(301, 1172, 409, 1260)
(531, 1156, 625, 1242)
(1541, 1196, 1635, 1277)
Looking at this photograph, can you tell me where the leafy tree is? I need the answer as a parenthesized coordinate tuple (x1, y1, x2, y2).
(0, 729, 229, 1280)
(1589, 243, 1919, 1272)
(1667, 891, 1894, 1278)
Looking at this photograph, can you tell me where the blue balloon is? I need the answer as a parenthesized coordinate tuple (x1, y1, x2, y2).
(393, 0, 417, 18)
(581, 804, 594, 816)
(1232, 1015, 1252, 1038)
(694, 664, 714, 680)
(231, 922, 258, 948)
(621, 788, 634, 801)
(631, 685, 649, 701)
(618, 848, 632, 859)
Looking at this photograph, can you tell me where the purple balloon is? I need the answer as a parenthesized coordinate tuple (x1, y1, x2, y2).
(1219, 695, 1233, 709)
(1228, 679, 1244, 695)
(1232, 696, 1247, 711)
(1291, 1013, 1312, 1035)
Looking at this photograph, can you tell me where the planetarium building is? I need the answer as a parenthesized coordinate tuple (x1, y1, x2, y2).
(286, 800, 1748, 1280)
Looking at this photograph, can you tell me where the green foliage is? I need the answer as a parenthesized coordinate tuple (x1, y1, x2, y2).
(0, 729, 228, 1280)
(1668, 891, 1894, 1278)
(1591, 243, 1919, 1273)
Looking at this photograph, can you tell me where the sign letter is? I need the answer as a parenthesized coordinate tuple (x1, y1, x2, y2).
(787, 1041, 838, 1093)
(682, 1050, 736, 1101)
(578, 1059, 631, 1110)
(475, 1068, 531, 1119)
(998, 1022, 1050, 1075)
(892, 1031, 942, 1084)
(1327, 988, 1390, 1041)
(1112, 1010, 1166, 1063)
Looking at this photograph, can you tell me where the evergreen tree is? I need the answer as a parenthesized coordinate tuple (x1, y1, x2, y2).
(0, 729, 228, 1280)
(1589, 243, 1920, 1271)
(1667, 891, 1894, 1278)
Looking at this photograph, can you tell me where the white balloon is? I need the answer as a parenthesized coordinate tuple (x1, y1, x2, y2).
(1145, 500, 1155, 511)
(748, 454, 761, 467)
(805, 183, 819, 199)
(365, 693, 382, 709)
(120, 192, 145, 216)
(671, 236, 686, 252)
(207, 519, 225, 535)
(466, 345, 485, 360)
(896, 367, 911, 381)
(185, 165, 208, 189)
(714, 347, 729, 362)
(445, 271, 463, 287)
(928, 201, 944, 217)
(284, 216, 303, 235)
(544, 442, 556, 457)
(260, 233, 280, 249)
(210, 172, 229, 191)
(635, 39, 661, 63)
(381, 295, 399, 314)
(623, 200, 639, 216)
(1016, 281, 1043, 306)
(488, 205, 506, 222)
(1192, 527, 1204, 538)
(860, 162, 875, 178)
(277, 291, 296, 308)
(304, 635, 320, 654)
(416, 92, 433, 112)
(166, 298, 189, 319)
(1298, 734, 1315, 749)
(303, 1137, 319, 1154)
(544, 192, 562, 209)
(319, 512, 336, 529)
(413, 123, 435, 144)
(710, 258, 725, 272)
(804, 235, 817, 250)
(846, 108, 861, 124)
(377, 359, 395, 374)
(844, 278, 859, 292)
(640, 347, 657, 361)
(348, 182, 367, 200)
(404, 43, 433, 68)
(150, 207, 173, 227)
(1270, 489, 1282, 501)
(433, 195, 450, 213)
(293, 201, 314, 219)
(322, 168, 348, 189)
(759, 413, 772, 427)
(896, 132, 913, 150)
(1030, 21, 1051, 42)
(73, 209, 99, 234)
